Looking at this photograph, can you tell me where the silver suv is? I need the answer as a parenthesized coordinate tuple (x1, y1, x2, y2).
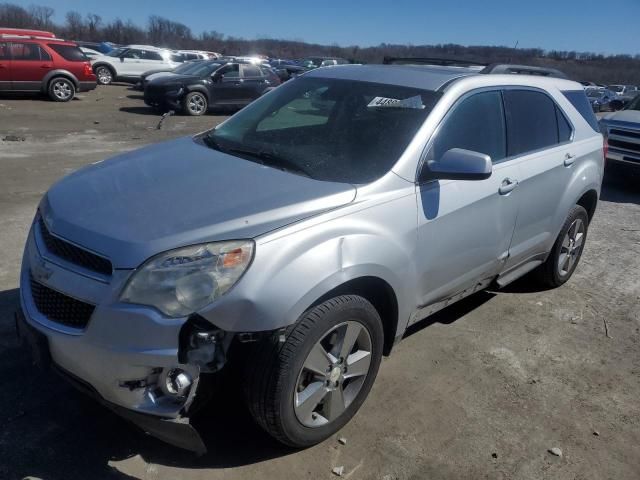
(17, 64, 604, 453)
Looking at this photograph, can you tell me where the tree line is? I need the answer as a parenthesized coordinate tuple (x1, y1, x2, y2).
(2, 2, 640, 84)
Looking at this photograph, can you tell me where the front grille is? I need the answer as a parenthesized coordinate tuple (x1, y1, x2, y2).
(30, 275, 95, 329)
(38, 216, 112, 276)
(608, 138, 640, 154)
(610, 129, 640, 141)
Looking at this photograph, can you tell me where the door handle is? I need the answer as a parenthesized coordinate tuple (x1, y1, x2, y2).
(499, 178, 519, 195)
(564, 153, 576, 167)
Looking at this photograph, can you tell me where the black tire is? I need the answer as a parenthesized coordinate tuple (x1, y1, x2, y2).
(243, 295, 384, 448)
(94, 65, 114, 85)
(183, 92, 208, 116)
(47, 77, 75, 102)
(537, 205, 589, 288)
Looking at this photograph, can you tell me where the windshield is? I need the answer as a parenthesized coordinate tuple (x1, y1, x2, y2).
(625, 94, 640, 111)
(107, 47, 126, 57)
(609, 85, 624, 93)
(204, 77, 440, 183)
(587, 90, 603, 98)
(187, 62, 223, 77)
(300, 58, 322, 68)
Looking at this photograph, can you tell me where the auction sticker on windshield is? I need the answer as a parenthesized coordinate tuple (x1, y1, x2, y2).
(367, 95, 425, 109)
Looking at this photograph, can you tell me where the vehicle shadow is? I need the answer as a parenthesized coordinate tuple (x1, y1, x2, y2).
(0, 288, 295, 480)
(126, 94, 145, 100)
(119, 106, 162, 116)
(600, 166, 640, 205)
(403, 290, 496, 339)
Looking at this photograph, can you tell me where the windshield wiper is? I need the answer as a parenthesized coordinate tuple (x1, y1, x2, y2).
(224, 146, 311, 178)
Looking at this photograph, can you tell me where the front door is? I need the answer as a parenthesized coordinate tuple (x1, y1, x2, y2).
(416, 90, 521, 308)
(9, 42, 53, 91)
(210, 64, 241, 105)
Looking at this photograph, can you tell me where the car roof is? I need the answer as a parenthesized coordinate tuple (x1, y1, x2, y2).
(304, 64, 582, 92)
(304, 64, 478, 91)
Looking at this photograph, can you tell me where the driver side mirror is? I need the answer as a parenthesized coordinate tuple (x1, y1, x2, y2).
(419, 148, 492, 183)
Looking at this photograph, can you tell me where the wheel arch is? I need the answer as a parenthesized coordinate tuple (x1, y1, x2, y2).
(92, 62, 115, 76)
(185, 85, 210, 100)
(576, 189, 598, 222)
(308, 276, 399, 356)
(42, 70, 79, 91)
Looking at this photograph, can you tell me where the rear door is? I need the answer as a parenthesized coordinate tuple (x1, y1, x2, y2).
(501, 89, 575, 270)
(0, 42, 9, 90)
(416, 90, 521, 307)
(8, 42, 53, 90)
(239, 64, 268, 103)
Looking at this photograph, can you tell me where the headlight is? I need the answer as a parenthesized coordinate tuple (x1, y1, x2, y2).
(120, 240, 254, 317)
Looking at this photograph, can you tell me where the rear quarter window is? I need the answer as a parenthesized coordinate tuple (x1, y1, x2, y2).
(47, 44, 87, 61)
(562, 90, 600, 132)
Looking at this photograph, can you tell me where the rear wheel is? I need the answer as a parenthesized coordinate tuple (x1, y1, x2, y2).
(244, 295, 383, 447)
(537, 205, 589, 287)
(48, 77, 75, 102)
(183, 92, 208, 116)
(95, 66, 114, 85)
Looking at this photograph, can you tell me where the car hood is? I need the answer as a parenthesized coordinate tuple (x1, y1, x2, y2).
(601, 109, 640, 124)
(41, 137, 356, 269)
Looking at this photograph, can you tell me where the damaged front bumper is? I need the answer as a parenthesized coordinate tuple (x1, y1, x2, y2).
(15, 306, 231, 454)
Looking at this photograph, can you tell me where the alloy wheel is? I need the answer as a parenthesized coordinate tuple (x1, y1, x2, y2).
(294, 321, 372, 428)
(96, 67, 112, 84)
(53, 81, 72, 101)
(558, 218, 585, 277)
(188, 94, 206, 115)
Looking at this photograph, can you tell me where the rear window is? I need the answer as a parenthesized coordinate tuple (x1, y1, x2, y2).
(562, 90, 600, 132)
(47, 44, 87, 61)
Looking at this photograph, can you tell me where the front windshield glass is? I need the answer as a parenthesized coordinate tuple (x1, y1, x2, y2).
(300, 58, 321, 68)
(587, 90, 603, 98)
(625, 94, 640, 111)
(107, 47, 126, 57)
(609, 85, 623, 93)
(204, 77, 441, 183)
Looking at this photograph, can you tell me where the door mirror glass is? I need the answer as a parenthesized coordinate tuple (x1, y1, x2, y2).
(419, 148, 492, 182)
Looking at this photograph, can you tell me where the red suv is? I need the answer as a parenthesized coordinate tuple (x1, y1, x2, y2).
(0, 29, 96, 102)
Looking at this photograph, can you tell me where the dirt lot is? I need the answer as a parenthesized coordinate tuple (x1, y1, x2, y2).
(0, 85, 639, 480)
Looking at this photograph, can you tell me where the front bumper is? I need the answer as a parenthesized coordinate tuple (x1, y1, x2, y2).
(18, 219, 224, 452)
(144, 89, 183, 110)
(15, 307, 207, 453)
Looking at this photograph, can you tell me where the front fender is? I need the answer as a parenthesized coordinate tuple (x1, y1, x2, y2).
(198, 216, 417, 336)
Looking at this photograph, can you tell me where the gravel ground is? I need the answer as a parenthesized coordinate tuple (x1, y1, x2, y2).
(0, 85, 639, 480)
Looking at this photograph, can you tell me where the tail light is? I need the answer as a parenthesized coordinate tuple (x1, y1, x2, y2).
(83, 62, 93, 78)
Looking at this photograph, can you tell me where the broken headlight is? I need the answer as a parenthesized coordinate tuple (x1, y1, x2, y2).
(120, 240, 254, 317)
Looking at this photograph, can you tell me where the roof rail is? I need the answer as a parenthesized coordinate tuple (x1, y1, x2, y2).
(0, 28, 56, 38)
(0, 33, 66, 41)
(382, 56, 488, 68)
(481, 63, 568, 79)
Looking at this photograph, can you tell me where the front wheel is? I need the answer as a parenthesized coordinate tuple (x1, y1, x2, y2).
(244, 295, 383, 447)
(183, 92, 208, 116)
(94, 66, 114, 85)
(537, 205, 589, 287)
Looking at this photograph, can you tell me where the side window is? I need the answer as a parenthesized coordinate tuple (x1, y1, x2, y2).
(241, 65, 262, 78)
(503, 90, 559, 156)
(141, 50, 163, 61)
(219, 64, 240, 79)
(561, 90, 599, 132)
(556, 107, 572, 142)
(432, 90, 506, 163)
(122, 49, 142, 59)
(10, 43, 51, 61)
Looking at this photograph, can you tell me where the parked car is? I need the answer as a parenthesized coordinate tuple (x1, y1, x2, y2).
(608, 85, 637, 97)
(91, 45, 182, 85)
(270, 59, 306, 81)
(144, 60, 280, 115)
(135, 59, 207, 91)
(79, 47, 102, 59)
(298, 56, 349, 70)
(17, 63, 603, 454)
(175, 50, 217, 61)
(586, 88, 618, 112)
(0, 31, 96, 101)
(600, 93, 640, 171)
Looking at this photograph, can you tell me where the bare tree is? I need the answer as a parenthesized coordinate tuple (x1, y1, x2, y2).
(29, 4, 54, 29)
(65, 10, 85, 39)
